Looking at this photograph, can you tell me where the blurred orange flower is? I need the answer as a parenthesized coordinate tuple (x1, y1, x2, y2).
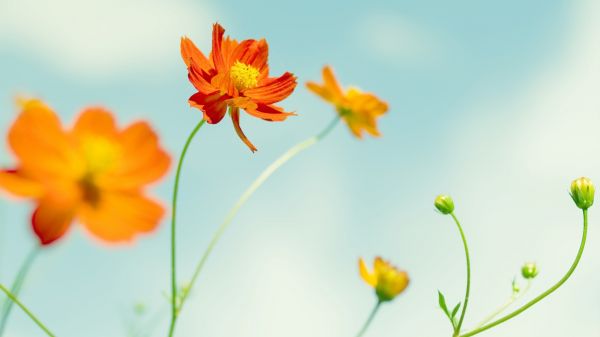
(359, 256, 409, 302)
(181, 23, 298, 152)
(307, 66, 388, 138)
(0, 99, 171, 245)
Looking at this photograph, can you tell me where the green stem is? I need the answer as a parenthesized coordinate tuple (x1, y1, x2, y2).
(175, 116, 341, 319)
(167, 119, 206, 337)
(450, 212, 471, 336)
(460, 209, 588, 337)
(0, 246, 40, 336)
(474, 280, 531, 329)
(354, 301, 382, 337)
(0, 284, 55, 337)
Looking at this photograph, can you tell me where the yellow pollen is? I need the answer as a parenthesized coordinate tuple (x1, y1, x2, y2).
(80, 135, 120, 175)
(230, 61, 260, 91)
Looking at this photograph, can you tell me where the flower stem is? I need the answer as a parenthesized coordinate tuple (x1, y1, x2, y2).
(0, 284, 55, 337)
(450, 212, 471, 336)
(168, 119, 206, 337)
(174, 116, 341, 322)
(354, 300, 382, 337)
(460, 209, 588, 337)
(0, 246, 40, 336)
(474, 280, 531, 329)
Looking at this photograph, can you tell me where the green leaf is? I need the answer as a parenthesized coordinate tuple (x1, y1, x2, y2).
(438, 291, 450, 317)
(451, 302, 461, 319)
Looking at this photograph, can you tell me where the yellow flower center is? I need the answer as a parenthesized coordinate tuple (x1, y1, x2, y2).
(80, 135, 121, 175)
(230, 61, 260, 91)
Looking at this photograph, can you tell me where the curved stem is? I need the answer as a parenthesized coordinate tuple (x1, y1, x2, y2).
(460, 209, 588, 337)
(167, 119, 206, 337)
(0, 246, 40, 336)
(354, 301, 382, 337)
(474, 280, 530, 329)
(450, 212, 471, 336)
(0, 284, 55, 337)
(176, 116, 341, 317)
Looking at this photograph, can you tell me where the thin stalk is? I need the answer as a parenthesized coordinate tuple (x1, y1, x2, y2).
(167, 119, 206, 337)
(354, 301, 382, 337)
(175, 116, 341, 320)
(0, 284, 55, 337)
(450, 212, 471, 336)
(474, 280, 531, 329)
(0, 246, 40, 336)
(460, 209, 588, 337)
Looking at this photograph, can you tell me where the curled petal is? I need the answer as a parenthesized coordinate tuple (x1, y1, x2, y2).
(32, 194, 77, 245)
(188, 62, 216, 93)
(230, 107, 257, 152)
(244, 103, 295, 122)
(189, 91, 228, 124)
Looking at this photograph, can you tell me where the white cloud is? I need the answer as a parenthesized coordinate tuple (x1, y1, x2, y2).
(0, 0, 215, 80)
(357, 11, 443, 67)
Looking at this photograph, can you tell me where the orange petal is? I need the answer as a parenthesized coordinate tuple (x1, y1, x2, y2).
(211, 23, 226, 72)
(244, 103, 295, 122)
(0, 169, 43, 197)
(79, 191, 165, 243)
(8, 99, 80, 180)
(72, 107, 118, 138)
(237, 39, 269, 74)
(189, 62, 216, 93)
(99, 121, 171, 190)
(32, 197, 76, 245)
(230, 107, 257, 152)
(359, 258, 377, 287)
(245, 72, 297, 105)
(322, 66, 344, 98)
(189, 91, 228, 124)
(180, 36, 213, 72)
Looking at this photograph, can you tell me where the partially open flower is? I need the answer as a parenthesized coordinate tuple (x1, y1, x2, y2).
(359, 257, 409, 302)
(306, 66, 388, 138)
(0, 99, 171, 245)
(570, 177, 594, 210)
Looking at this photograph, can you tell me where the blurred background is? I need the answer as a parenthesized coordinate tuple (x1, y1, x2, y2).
(1, 0, 599, 336)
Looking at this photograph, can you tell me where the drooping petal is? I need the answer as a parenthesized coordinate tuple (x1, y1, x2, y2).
(359, 258, 377, 287)
(0, 169, 43, 197)
(99, 121, 171, 190)
(8, 99, 80, 180)
(78, 191, 165, 243)
(180, 36, 213, 72)
(32, 195, 77, 245)
(230, 107, 257, 152)
(243, 103, 295, 122)
(189, 91, 228, 124)
(245, 72, 297, 105)
(211, 23, 226, 72)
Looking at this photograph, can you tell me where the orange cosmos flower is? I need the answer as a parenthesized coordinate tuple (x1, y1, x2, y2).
(0, 99, 171, 245)
(306, 66, 388, 138)
(181, 23, 298, 152)
(359, 257, 409, 302)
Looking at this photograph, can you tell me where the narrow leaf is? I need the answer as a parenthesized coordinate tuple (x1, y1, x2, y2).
(438, 291, 450, 317)
(451, 302, 461, 319)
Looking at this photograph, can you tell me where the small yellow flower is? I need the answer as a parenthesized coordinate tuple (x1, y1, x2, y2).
(359, 257, 409, 302)
(307, 66, 388, 138)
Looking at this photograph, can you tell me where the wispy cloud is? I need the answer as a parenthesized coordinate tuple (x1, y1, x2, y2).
(0, 0, 216, 80)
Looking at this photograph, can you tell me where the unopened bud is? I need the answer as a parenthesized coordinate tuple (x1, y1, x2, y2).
(570, 177, 594, 210)
(435, 195, 455, 214)
(521, 262, 539, 279)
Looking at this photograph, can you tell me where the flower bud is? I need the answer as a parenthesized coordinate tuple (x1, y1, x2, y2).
(570, 177, 594, 210)
(521, 262, 539, 279)
(435, 195, 455, 214)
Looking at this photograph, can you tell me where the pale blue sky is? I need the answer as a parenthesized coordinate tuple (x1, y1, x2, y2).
(1, 0, 599, 336)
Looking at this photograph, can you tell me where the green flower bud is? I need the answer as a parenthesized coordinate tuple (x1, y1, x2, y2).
(435, 195, 455, 214)
(521, 262, 539, 279)
(570, 177, 594, 210)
